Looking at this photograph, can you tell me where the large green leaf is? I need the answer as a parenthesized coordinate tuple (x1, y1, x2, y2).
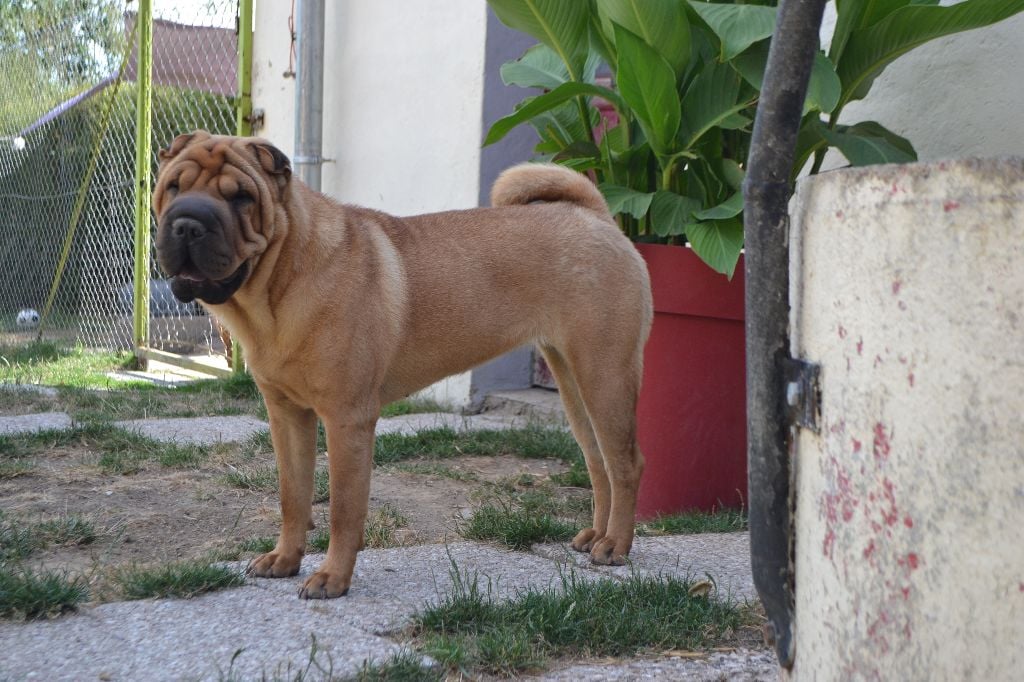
(487, 0, 591, 79)
(819, 122, 917, 166)
(484, 82, 625, 146)
(500, 44, 570, 90)
(830, 0, 941, 65)
(679, 60, 750, 149)
(501, 44, 602, 90)
(686, 217, 744, 279)
(596, 0, 691, 79)
(688, 2, 777, 61)
(600, 184, 656, 219)
(836, 0, 1024, 109)
(613, 23, 681, 156)
(650, 191, 702, 237)
(733, 42, 841, 115)
(694, 191, 743, 221)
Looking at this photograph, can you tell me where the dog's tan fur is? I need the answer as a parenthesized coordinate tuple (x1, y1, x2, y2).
(153, 131, 653, 599)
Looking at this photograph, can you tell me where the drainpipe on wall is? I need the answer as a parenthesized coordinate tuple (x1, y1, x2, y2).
(294, 0, 325, 191)
(742, 0, 828, 670)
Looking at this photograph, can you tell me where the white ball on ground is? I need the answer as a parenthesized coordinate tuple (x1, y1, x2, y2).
(16, 308, 40, 328)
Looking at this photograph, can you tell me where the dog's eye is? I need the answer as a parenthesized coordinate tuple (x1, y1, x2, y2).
(233, 190, 254, 206)
(166, 181, 179, 196)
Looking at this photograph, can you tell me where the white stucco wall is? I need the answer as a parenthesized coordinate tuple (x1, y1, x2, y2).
(818, 5, 1024, 168)
(252, 1, 487, 211)
(250, 1, 488, 409)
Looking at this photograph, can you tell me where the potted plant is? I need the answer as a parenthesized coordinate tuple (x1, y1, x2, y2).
(485, 0, 1024, 518)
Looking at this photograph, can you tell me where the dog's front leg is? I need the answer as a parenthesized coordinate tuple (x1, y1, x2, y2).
(298, 413, 376, 599)
(247, 393, 317, 579)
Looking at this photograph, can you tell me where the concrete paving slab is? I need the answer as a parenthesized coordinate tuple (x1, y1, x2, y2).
(540, 649, 778, 681)
(0, 384, 59, 398)
(0, 542, 592, 681)
(0, 411, 71, 435)
(239, 542, 595, 635)
(481, 387, 568, 425)
(114, 415, 269, 445)
(0, 588, 413, 681)
(375, 411, 559, 436)
(533, 533, 756, 601)
(109, 410, 547, 448)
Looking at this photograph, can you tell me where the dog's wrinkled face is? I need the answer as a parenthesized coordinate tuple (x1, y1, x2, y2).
(154, 130, 291, 305)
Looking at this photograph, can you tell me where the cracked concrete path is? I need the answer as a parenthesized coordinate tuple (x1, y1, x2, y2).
(0, 536, 768, 681)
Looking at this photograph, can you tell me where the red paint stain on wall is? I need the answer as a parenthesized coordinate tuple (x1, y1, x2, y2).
(838, 324, 848, 339)
(873, 423, 892, 462)
(943, 200, 960, 212)
(892, 280, 902, 295)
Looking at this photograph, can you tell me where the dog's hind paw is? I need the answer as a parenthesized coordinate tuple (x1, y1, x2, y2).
(247, 550, 302, 578)
(570, 527, 602, 553)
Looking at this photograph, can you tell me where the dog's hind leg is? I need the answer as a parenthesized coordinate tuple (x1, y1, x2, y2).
(548, 341, 645, 566)
(539, 345, 610, 553)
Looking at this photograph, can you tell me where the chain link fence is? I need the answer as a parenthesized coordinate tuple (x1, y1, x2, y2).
(0, 0, 241, 360)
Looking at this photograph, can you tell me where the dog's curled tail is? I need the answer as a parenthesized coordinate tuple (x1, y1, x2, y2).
(491, 163, 611, 219)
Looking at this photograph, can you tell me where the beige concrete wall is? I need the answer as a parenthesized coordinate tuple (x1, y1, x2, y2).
(250, 1, 488, 408)
(787, 158, 1024, 680)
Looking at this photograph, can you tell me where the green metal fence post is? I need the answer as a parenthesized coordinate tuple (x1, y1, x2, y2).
(232, 0, 254, 373)
(132, 0, 153, 362)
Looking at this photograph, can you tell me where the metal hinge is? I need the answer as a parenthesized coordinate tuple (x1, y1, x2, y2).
(783, 357, 821, 432)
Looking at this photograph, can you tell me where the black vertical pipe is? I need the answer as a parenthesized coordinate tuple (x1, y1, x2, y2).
(742, 0, 828, 670)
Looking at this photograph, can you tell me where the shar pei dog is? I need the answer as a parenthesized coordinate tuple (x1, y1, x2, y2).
(154, 131, 652, 599)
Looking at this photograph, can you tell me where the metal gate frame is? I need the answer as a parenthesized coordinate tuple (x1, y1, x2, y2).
(133, 0, 252, 377)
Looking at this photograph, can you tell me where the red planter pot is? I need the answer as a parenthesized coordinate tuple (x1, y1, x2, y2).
(634, 243, 747, 519)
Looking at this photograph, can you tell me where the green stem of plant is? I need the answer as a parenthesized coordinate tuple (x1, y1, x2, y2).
(576, 96, 597, 164)
(660, 161, 675, 192)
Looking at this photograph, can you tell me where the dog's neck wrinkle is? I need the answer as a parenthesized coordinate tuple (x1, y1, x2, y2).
(216, 184, 346, 355)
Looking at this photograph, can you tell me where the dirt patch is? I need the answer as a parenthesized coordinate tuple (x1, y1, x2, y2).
(2, 444, 574, 600)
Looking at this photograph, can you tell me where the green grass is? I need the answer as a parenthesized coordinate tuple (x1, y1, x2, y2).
(0, 342, 144, 390)
(0, 566, 89, 620)
(374, 426, 580, 465)
(0, 422, 212, 475)
(224, 462, 278, 491)
(223, 463, 330, 503)
(549, 459, 591, 488)
(460, 502, 577, 550)
(309, 504, 409, 551)
(415, 567, 749, 676)
(0, 512, 97, 562)
(348, 651, 442, 682)
(389, 461, 479, 482)
(379, 398, 448, 418)
(0, 459, 35, 479)
(637, 508, 748, 536)
(113, 558, 245, 600)
(459, 483, 587, 550)
(239, 536, 276, 554)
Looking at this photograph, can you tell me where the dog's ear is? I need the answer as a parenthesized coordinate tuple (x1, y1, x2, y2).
(158, 130, 210, 164)
(250, 141, 292, 185)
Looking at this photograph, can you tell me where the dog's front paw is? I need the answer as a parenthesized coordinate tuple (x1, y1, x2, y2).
(589, 536, 631, 566)
(247, 550, 302, 578)
(298, 570, 350, 599)
(570, 527, 603, 553)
